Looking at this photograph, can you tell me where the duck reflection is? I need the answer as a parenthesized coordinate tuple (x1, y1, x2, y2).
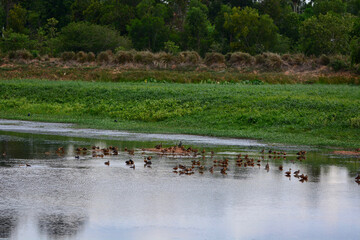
(38, 213, 86, 238)
(0, 209, 18, 239)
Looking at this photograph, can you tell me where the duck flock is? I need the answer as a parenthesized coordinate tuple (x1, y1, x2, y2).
(6, 143, 360, 184)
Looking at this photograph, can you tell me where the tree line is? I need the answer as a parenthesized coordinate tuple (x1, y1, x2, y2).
(0, 0, 359, 63)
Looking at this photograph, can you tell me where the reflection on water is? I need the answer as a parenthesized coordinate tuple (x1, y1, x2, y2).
(38, 213, 86, 238)
(0, 209, 18, 239)
(0, 125, 360, 239)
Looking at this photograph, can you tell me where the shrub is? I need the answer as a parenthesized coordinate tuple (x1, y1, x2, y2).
(319, 54, 330, 65)
(30, 50, 40, 58)
(115, 51, 134, 64)
(76, 51, 88, 63)
(281, 54, 292, 62)
(8, 49, 33, 60)
(134, 51, 154, 64)
(179, 51, 201, 64)
(329, 57, 349, 71)
(292, 53, 306, 65)
(87, 52, 96, 62)
(155, 52, 178, 65)
(164, 41, 180, 55)
(61, 51, 75, 61)
(255, 54, 266, 64)
(204, 52, 225, 65)
(97, 51, 111, 63)
(57, 22, 128, 54)
(0, 31, 36, 52)
(229, 52, 253, 65)
(262, 52, 283, 70)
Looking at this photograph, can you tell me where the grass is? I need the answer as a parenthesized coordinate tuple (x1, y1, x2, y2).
(0, 79, 359, 148)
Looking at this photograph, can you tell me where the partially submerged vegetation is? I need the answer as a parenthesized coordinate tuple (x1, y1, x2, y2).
(0, 79, 359, 148)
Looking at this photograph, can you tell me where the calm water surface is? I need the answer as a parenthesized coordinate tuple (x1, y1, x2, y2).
(0, 120, 359, 240)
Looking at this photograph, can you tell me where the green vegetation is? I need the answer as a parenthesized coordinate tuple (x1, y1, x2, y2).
(0, 79, 359, 148)
(0, 0, 359, 61)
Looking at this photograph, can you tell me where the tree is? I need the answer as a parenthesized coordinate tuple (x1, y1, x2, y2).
(224, 7, 278, 54)
(7, 4, 27, 33)
(214, 4, 232, 53)
(350, 17, 360, 64)
(278, 11, 300, 45)
(347, 0, 360, 16)
(313, 0, 347, 15)
(127, 16, 169, 51)
(299, 12, 353, 55)
(71, 0, 91, 22)
(184, 0, 212, 53)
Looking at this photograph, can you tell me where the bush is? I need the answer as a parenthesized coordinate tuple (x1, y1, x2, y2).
(0, 31, 36, 52)
(281, 54, 292, 62)
(292, 53, 306, 65)
(255, 54, 266, 64)
(134, 51, 154, 64)
(114, 51, 134, 64)
(229, 52, 253, 65)
(155, 52, 178, 65)
(329, 57, 349, 71)
(97, 51, 111, 63)
(164, 41, 180, 55)
(57, 22, 128, 54)
(61, 51, 75, 61)
(87, 52, 96, 62)
(262, 52, 283, 70)
(204, 52, 225, 65)
(8, 49, 33, 60)
(76, 51, 88, 63)
(319, 55, 330, 65)
(179, 51, 201, 64)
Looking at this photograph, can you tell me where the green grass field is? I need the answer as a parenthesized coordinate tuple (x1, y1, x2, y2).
(0, 79, 359, 148)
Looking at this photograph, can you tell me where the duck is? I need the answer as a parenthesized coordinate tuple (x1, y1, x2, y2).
(126, 159, 134, 165)
(130, 164, 135, 169)
(279, 165, 283, 171)
(26, 164, 31, 167)
(294, 170, 300, 175)
(285, 168, 291, 176)
(75, 155, 80, 159)
(104, 161, 110, 166)
(265, 163, 270, 171)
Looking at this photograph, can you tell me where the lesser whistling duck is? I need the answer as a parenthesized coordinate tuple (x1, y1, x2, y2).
(104, 161, 110, 166)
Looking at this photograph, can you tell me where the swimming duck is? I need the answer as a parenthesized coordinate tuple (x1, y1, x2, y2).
(285, 168, 291, 176)
(265, 163, 270, 171)
(104, 161, 110, 166)
(279, 165, 283, 171)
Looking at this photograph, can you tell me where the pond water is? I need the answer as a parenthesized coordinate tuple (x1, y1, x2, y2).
(0, 120, 359, 240)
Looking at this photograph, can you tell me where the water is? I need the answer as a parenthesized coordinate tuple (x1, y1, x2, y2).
(0, 120, 359, 240)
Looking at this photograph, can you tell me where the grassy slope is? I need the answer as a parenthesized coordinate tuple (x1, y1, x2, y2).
(0, 79, 359, 148)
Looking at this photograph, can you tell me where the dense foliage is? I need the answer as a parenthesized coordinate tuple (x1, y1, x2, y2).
(0, 0, 359, 58)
